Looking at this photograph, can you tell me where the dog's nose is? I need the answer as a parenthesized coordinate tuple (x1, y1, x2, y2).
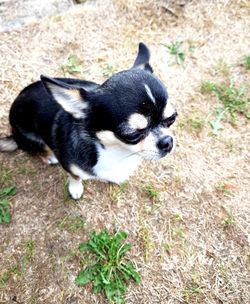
(157, 136, 173, 153)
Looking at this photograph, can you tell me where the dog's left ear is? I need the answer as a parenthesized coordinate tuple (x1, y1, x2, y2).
(132, 42, 153, 73)
(41, 75, 88, 119)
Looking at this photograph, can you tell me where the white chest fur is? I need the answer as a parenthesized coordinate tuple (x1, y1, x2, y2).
(93, 144, 141, 184)
(93, 131, 142, 184)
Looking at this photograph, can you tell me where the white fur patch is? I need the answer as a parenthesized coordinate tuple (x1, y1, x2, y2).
(128, 113, 148, 130)
(96, 131, 119, 148)
(139, 132, 162, 160)
(144, 84, 156, 104)
(47, 154, 59, 165)
(0, 138, 18, 152)
(94, 131, 141, 183)
(47, 83, 87, 119)
(163, 102, 175, 119)
(68, 175, 84, 199)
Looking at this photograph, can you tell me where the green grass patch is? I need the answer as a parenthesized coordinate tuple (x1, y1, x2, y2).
(21, 240, 36, 272)
(0, 165, 13, 187)
(24, 240, 35, 263)
(243, 55, 250, 70)
(58, 215, 86, 232)
(75, 230, 141, 304)
(163, 40, 186, 66)
(178, 112, 205, 134)
(0, 187, 16, 224)
(61, 53, 82, 76)
(102, 64, 117, 77)
(0, 264, 20, 288)
(223, 209, 235, 227)
(143, 184, 159, 200)
(214, 58, 230, 76)
(138, 225, 154, 262)
(108, 182, 128, 204)
(215, 182, 235, 196)
(201, 79, 250, 134)
(183, 282, 201, 302)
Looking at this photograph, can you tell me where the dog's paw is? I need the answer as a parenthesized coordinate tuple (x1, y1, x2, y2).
(47, 154, 59, 165)
(68, 178, 84, 200)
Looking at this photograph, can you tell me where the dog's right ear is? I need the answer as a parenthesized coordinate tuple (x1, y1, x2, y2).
(132, 42, 153, 73)
(41, 75, 88, 119)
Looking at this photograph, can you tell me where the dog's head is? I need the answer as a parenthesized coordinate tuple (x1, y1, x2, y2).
(41, 43, 177, 160)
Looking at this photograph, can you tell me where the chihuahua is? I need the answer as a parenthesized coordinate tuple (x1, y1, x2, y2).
(0, 43, 177, 199)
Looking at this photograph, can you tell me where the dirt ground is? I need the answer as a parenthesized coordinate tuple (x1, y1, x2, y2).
(0, 0, 249, 303)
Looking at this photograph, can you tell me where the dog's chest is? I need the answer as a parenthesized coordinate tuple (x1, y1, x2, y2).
(93, 145, 141, 184)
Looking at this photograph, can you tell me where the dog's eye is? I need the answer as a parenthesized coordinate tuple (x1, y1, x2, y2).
(162, 112, 177, 128)
(121, 131, 144, 144)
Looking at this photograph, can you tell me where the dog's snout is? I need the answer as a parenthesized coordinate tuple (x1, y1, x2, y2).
(157, 136, 173, 153)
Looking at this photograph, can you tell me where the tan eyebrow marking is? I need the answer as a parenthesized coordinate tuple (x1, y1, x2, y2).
(163, 102, 175, 119)
(128, 113, 148, 130)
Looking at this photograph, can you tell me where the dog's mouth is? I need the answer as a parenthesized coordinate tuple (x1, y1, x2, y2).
(138, 149, 173, 161)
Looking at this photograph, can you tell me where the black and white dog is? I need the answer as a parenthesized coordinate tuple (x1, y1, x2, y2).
(0, 43, 177, 199)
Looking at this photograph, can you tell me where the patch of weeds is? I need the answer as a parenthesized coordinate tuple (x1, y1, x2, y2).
(179, 112, 205, 134)
(188, 44, 196, 53)
(201, 78, 250, 134)
(21, 240, 36, 271)
(143, 184, 159, 201)
(24, 240, 35, 263)
(58, 215, 86, 232)
(209, 108, 227, 135)
(17, 165, 36, 176)
(183, 282, 201, 302)
(61, 53, 81, 76)
(75, 230, 141, 304)
(173, 175, 184, 190)
(213, 80, 249, 121)
(215, 182, 235, 196)
(163, 40, 186, 65)
(222, 138, 237, 153)
(118, 182, 128, 194)
(218, 258, 230, 283)
(172, 226, 186, 240)
(0, 187, 16, 224)
(102, 64, 117, 77)
(163, 220, 188, 256)
(214, 58, 230, 76)
(0, 264, 20, 288)
(223, 209, 235, 227)
(0, 166, 13, 187)
(138, 225, 154, 262)
(187, 114, 205, 132)
(163, 243, 173, 255)
(108, 182, 128, 204)
(200, 80, 215, 94)
(243, 55, 250, 70)
(173, 213, 184, 222)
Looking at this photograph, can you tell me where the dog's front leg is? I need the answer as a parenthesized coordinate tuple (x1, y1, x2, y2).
(68, 174, 84, 200)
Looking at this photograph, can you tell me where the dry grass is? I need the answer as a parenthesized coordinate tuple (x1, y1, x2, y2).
(0, 0, 250, 303)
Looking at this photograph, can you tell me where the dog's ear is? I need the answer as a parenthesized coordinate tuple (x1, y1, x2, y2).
(41, 75, 88, 119)
(132, 42, 153, 73)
